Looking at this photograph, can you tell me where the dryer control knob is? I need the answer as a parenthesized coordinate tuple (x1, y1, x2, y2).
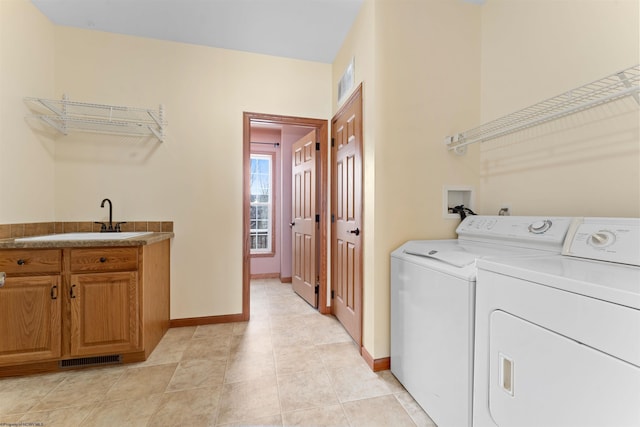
(589, 231, 616, 248)
(528, 220, 552, 234)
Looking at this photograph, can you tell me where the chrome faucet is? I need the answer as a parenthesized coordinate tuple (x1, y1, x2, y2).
(95, 198, 126, 232)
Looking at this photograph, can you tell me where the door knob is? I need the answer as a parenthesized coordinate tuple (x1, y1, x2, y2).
(348, 228, 360, 236)
(289, 222, 295, 228)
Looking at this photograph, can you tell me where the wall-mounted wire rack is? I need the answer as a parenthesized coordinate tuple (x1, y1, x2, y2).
(446, 64, 640, 154)
(24, 95, 166, 142)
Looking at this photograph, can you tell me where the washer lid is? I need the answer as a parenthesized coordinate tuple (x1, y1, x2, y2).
(403, 248, 477, 268)
(391, 239, 551, 281)
(477, 255, 640, 309)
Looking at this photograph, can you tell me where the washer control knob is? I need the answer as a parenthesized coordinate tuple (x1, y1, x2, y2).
(589, 231, 616, 248)
(528, 220, 552, 234)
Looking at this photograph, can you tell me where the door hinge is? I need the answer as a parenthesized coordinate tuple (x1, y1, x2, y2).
(315, 214, 320, 223)
(315, 284, 319, 295)
(331, 290, 335, 299)
(316, 142, 320, 151)
(331, 138, 335, 148)
(331, 214, 335, 223)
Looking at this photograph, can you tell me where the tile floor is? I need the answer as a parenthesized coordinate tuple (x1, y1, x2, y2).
(0, 279, 437, 426)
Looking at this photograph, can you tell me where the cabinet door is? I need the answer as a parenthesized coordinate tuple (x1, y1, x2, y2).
(70, 271, 139, 356)
(0, 275, 61, 365)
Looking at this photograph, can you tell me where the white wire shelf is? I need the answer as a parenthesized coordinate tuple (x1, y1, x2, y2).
(25, 95, 166, 142)
(446, 65, 640, 154)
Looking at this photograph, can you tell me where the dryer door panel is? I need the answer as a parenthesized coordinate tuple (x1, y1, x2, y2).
(489, 310, 640, 427)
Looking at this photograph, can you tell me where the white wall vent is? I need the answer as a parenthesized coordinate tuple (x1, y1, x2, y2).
(338, 57, 355, 106)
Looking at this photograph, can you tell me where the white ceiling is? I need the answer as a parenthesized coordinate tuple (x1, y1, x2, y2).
(31, 0, 364, 64)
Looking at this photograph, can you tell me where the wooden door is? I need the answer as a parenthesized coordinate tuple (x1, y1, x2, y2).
(331, 85, 363, 346)
(291, 129, 318, 307)
(0, 275, 61, 365)
(70, 271, 139, 356)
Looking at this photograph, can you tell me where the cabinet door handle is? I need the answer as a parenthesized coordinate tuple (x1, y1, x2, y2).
(70, 284, 76, 299)
(17, 259, 25, 266)
(99, 257, 107, 263)
(51, 285, 58, 300)
(0, 272, 5, 288)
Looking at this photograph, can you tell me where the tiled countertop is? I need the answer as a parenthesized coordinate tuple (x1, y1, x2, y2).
(0, 232, 174, 249)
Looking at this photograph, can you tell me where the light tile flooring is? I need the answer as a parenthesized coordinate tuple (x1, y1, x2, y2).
(0, 279, 437, 426)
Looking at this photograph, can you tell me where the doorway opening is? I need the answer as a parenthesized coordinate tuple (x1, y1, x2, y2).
(242, 112, 329, 320)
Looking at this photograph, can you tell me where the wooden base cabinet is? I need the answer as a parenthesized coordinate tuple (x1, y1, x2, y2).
(0, 249, 62, 367)
(0, 240, 170, 377)
(0, 275, 61, 365)
(70, 271, 139, 356)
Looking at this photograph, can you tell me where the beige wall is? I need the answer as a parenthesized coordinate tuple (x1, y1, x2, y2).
(333, 0, 482, 359)
(2, 2, 331, 320)
(0, 0, 56, 223)
(479, 0, 640, 217)
(372, 0, 482, 359)
(52, 28, 331, 319)
(333, 0, 639, 361)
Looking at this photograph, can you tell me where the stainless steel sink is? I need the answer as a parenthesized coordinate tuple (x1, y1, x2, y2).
(15, 232, 153, 242)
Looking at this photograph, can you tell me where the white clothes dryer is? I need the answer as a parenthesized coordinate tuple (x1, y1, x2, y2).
(473, 217, 640, 427)
(390, 216, 573, 427)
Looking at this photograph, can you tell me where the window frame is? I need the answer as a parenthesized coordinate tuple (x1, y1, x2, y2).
(249, 152, 275, 256)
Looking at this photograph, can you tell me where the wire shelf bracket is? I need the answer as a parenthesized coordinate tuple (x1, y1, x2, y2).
(445, 65, 640, 155)
(24, 95, 167, 142)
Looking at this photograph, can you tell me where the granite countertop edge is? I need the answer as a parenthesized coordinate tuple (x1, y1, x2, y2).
(0, 232, 174, 249)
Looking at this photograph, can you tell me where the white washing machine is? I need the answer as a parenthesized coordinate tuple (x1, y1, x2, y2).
(390, 215, 573, 427)
(473, 217, 640, 427)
